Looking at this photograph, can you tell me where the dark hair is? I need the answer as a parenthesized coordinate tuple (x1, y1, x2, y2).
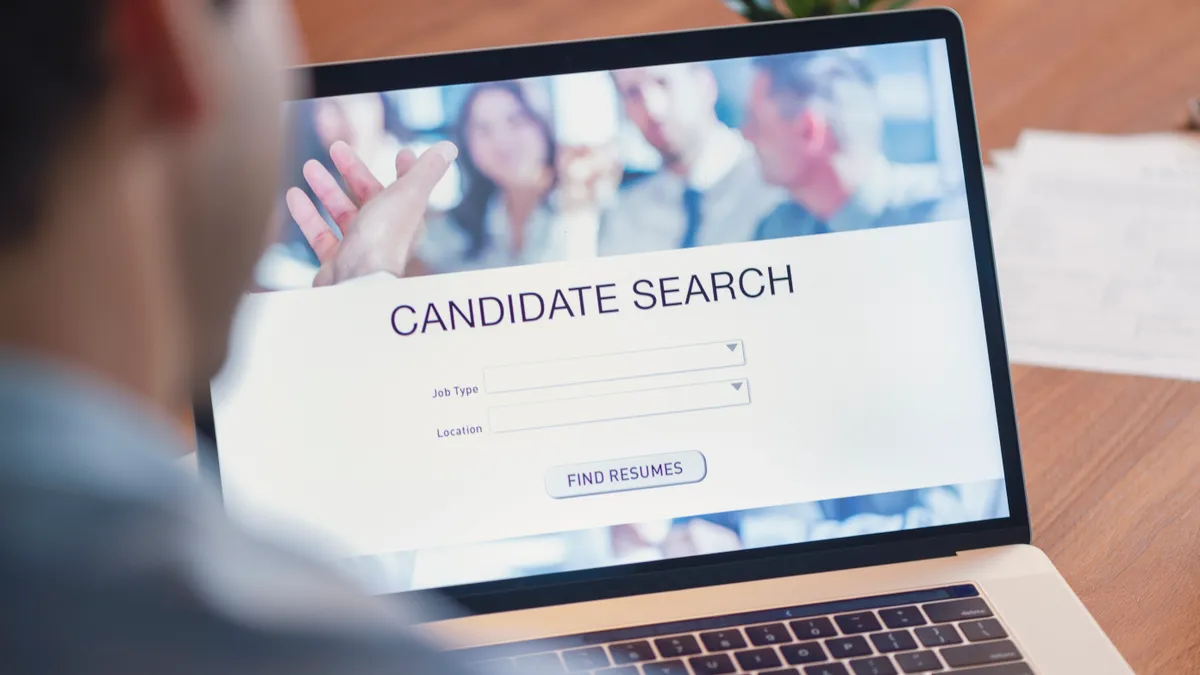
(752, 51, 876, 103)
(752, 51, 882, 151)
(449, 81, 555, 259)
(0, 0, 232, 248)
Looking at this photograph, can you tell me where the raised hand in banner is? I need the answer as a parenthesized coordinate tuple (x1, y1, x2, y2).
(285, 140, 457, 286)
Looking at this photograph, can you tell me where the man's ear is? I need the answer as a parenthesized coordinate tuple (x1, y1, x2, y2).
(109, 0, 212, 129)
(796, 108, 829, 155)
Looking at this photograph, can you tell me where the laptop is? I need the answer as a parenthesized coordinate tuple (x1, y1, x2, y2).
(195, 8, 1131, 674)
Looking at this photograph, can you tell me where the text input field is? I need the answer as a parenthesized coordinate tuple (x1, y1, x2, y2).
(488, 379, 751, 433)
(483, 340, 745, 393)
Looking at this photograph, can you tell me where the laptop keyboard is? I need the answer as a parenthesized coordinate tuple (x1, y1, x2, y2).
(456, 584, 1032, 675)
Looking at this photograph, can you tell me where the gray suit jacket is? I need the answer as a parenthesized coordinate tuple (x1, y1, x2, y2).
(599, 133, 785, 256)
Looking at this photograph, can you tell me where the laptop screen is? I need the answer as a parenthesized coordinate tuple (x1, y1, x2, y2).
(210, 37, 1008, 594)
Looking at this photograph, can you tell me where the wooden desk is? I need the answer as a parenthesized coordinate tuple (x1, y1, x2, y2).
(290, 1, 1200, 670)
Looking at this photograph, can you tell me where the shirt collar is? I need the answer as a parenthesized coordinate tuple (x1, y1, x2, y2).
(826, 157, 893, 233)
(686, 125, 749, 191)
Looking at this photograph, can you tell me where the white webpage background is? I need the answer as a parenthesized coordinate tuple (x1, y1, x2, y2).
(213, 220, 1004, 559)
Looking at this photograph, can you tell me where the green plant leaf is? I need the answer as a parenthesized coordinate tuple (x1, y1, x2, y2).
(724, 0, 788, 21)
(728, 0, 910, 21)
(784, 0, 818, 18)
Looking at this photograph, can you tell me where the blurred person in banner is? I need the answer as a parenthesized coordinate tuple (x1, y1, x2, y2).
(593, 64, 783, 255)
(745, 51, 967, 240)
(0, 1, 512, 673)
(414, 81, 565, 273)
(289, 80, 571, 276)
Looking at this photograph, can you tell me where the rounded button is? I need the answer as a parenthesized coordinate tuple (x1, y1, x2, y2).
(545, 451, 707, 499)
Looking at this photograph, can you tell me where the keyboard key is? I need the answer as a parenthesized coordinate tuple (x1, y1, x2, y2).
(790, 617, 838, 639)
(868, 630, 917, 653)
(913, 624, 962, 647)
(780, 641, 827, 665)
(762, 669, 799, 675)
(824, 635, 872, 659)
(746, 622, 794, 646)
(849, 657, 897, 675)
(689, 653, 736, 675)
(594, 668, 639, 675)
(514, 653, 565, 675)
(802, 664, 849, 675)
(921, 598, 993, 623)
(877, 606, 926, 629)
(562, 647, 609, 672)
(940, 640, 1022, 668)
(834, 612, 882, 634)
(655, 635, 702, 658)
(959, 618, 1008, 642)
(609, 641, 656, 664)
(643, 660, 689, 675)
(699, 629, 747, 652)
(893, 651, 942, 673)
(734, 647, 782, 670)
(951, 663, 1033, 674)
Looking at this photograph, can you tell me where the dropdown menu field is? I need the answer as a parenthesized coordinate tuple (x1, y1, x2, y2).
(483, 340, 745, 393)
(488, 378, 751, 433)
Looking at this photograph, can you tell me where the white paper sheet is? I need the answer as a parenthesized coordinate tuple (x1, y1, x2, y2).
(990, 130, 1200, 379)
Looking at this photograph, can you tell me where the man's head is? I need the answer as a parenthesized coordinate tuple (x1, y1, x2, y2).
(744, 51, 882, 190)
(0, 0, 300, 402)
(611, 64, 721, 170)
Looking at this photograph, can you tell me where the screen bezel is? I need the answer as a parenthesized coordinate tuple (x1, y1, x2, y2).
(194, 7, 1030, 616)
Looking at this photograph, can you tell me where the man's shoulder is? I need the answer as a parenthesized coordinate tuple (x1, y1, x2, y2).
(613, 168, 677, 205)
(0, 359, 476, 675)
(600, 170, 684, 255)
(760, 199, 798, 222)
(0, 464, 476, 675)
(755, 200, 822, 241)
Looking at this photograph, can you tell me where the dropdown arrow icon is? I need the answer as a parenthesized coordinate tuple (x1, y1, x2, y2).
(731, 382, 743, 391)
(726, 343, 739, 352)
